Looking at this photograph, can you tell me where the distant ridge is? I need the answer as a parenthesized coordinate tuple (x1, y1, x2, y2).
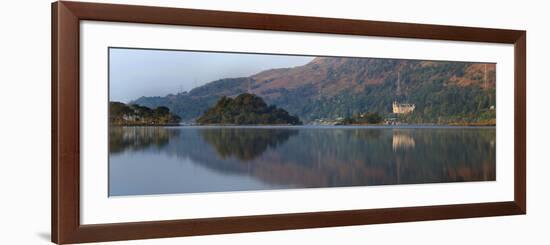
(132, 57, 496, 124)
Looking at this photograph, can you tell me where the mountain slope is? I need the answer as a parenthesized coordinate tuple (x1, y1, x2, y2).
(132, 57, 496, 123)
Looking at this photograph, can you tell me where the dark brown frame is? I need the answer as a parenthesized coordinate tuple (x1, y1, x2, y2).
(52, 1, 526, 244)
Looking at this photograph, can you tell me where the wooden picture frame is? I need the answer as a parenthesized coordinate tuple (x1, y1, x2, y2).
(52, 1, 526, 244)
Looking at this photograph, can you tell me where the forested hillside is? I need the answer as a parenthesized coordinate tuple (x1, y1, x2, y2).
(132, 57, 496, 124)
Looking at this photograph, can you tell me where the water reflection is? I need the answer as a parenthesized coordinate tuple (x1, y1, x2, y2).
(109, 126, 180, 153)
(109, 126, 496, 196)
(200, 128, 298, 161)
(392, 130, 415, 151)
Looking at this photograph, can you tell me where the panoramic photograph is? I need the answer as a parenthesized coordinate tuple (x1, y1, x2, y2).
(108, 47, 496, 197)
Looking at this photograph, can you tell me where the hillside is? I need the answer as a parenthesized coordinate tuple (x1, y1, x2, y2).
(132, 57, 496, 124)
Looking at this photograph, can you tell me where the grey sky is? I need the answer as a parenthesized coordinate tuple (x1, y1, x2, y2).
(109, 48, 314, 102)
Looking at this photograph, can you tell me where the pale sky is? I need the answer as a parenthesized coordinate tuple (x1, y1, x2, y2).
(109, 48, 314, 102)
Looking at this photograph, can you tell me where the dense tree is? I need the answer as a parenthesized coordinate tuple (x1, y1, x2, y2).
(109, 102, 181, 125)
(340, 112, 383, 125)
(196, 93, 302, 125)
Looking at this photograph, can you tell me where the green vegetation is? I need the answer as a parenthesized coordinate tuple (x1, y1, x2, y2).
(196, 93, 302, 125)
(341, 112, 383, 125)
(109, 102, 181, 126)
(270, 64, 495, 124)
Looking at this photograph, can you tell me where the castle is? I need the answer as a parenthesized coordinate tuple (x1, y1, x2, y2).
(392, 101, 415, 114)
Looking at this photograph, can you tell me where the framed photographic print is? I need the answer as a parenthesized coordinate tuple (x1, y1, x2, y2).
(52, 1, 526, 244)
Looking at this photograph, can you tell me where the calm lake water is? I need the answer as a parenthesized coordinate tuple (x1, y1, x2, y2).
(109, 126, 496, 196)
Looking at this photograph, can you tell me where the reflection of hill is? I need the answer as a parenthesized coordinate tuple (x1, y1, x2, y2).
(109, 126, 179, 154)
(111, 126, 496, 190)
(197, 128, 494, 187)
(199, 128, 298, 161)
